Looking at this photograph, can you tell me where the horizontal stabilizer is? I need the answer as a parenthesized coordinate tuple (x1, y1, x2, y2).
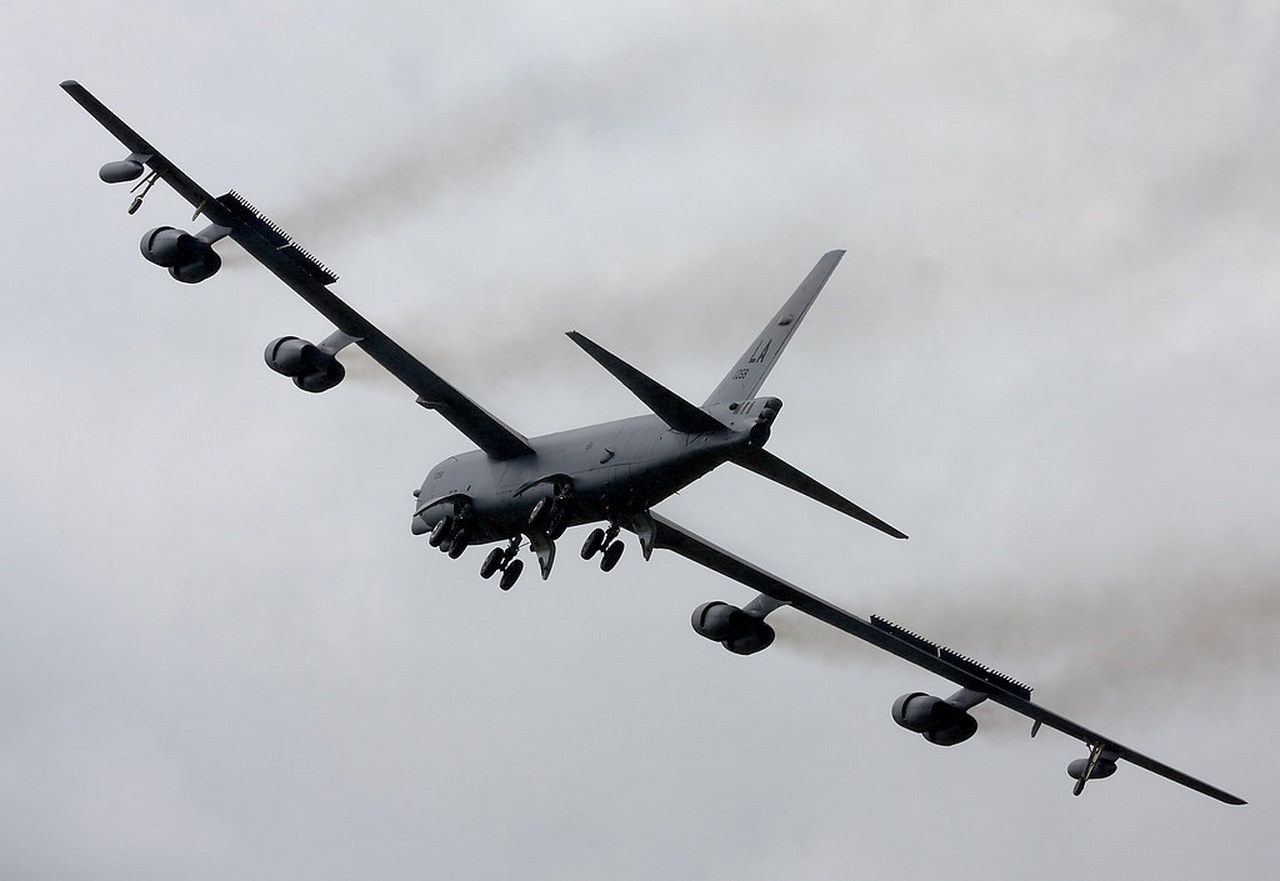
(567, 331, 727, 434)
(732, 445, 907, 539)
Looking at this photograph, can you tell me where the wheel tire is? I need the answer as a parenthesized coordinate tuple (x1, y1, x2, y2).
(581, 527, 606, 560)
(600, 540, 624, 572)
(480, 547, 505, 579)
(546, 504, 569, 541)
(499, 558, 524, 590)
(447, 529, 470, 559)
(527, 498, 551, 530)
(428, 516, 453, 547)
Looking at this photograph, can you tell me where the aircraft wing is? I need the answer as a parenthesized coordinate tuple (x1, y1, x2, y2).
(639, 512, 1246, 805)
(61, 80, 533, 461)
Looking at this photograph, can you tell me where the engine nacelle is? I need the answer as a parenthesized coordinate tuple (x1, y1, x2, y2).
(691, 601, 775, 655)
(891, 692, 979, 746)
(264, 336, 346, 393)
(139, 226, 222, 283)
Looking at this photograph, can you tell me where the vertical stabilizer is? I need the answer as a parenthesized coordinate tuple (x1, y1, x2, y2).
(702, 250, 844, 407)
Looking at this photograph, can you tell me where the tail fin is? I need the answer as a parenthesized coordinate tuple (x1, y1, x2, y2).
(702, 250, 844, 407)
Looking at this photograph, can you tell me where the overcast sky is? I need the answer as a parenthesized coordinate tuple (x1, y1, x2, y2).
(3, 2, 1278, 878)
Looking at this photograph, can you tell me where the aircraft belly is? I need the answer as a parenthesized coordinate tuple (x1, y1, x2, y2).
(417, 418, 739, 542)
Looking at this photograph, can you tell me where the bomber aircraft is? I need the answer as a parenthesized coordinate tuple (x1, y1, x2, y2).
(62, 80, 1244, 805)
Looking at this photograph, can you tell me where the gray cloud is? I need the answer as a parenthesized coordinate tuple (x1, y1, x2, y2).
(10, 2, 1280, 879)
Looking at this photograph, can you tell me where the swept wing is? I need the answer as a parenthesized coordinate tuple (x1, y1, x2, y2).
(636, 512, 1245, 805)
(61, 80, 533, 461)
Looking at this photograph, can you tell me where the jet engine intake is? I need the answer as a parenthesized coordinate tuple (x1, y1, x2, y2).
(264, 336, 346, 393)
(139, 226, 222, 283)
(891, 692, 979, 747)
(691, 601, 776, 655)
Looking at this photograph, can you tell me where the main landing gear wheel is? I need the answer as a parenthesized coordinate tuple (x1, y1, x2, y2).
(447, 528, 470, 558)
(480, 547, 505, 580)
(499, 558, 524, 591)
(580, 527, 606, 560)
(481, 537, 524, 589)
(428, 515, 453, 548)
(546, 504, 569, 541)
(530, 498, 571, 542)
(599, 540, 624, 572)
(582, 523, 624, 571)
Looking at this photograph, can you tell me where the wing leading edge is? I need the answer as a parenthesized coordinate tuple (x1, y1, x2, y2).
(61, 80, 533, 461)
(637, 512, 1245, 805)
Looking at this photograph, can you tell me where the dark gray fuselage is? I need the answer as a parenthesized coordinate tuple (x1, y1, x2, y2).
(413, 399, 771, 543)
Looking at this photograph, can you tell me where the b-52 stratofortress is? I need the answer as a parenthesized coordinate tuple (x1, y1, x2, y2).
(62, 80, 1244, 805)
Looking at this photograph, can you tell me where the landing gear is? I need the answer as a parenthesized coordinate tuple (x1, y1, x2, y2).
(428, 515, 471, 558)
(599, 539, 624, 572)
(580, 527, 606, 560)
(528, 497, 571, 541)
(480, 537, 525, 590)
(479, 547, 506, 580)
(446, 526, 470, 558)
(581, 523, 624, 572)
(428, 515, 454, 548)
(499, 559, 524, 591)
(546, 505, 569, 541)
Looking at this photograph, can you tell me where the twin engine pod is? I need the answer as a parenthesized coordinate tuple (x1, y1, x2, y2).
(691, 601, 775, 655)
(264, 336, 346, 393)
(140, 226, 222, 284)
(891, 691, 980, 747)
